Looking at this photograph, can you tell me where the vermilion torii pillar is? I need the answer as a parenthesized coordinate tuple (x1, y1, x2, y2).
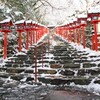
(0, 19, 13, 59)
(15, 20, 26, 52)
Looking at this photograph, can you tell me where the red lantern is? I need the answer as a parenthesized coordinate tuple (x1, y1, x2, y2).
(32, 21, 37, 43)
(25, 20, 33, 50)
(0, 19, 13, 59)
(88, 12, 100, 51)
(78, 17, 87, 48)
(15, 20, 26, 52)
(74, 21, 81, 45)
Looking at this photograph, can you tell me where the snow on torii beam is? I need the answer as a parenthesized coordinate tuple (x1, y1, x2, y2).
(0, 19, 13, 59)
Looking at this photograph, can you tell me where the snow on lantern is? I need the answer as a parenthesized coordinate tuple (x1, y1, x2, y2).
(0, 19, 13, 59)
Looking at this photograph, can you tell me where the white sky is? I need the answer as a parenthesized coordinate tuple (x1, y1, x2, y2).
(40, 0, 94, 25)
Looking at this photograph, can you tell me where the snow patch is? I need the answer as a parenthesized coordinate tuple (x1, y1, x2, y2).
(51, 40, 57, 46)
(14, 11, 23, 16)
(15, 52, 26, 56)
(0, 18, 12, 24)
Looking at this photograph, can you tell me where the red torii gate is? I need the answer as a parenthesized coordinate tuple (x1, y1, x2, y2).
(0, 19, 13, 59)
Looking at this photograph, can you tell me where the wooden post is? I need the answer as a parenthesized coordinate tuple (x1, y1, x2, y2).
(30, 30, 33, 46)
(82, 26, 86, 48)
(26, 30, 29, 50)
(42, 45, 44, 67)
(94, 23, 98, 51)
(78, 28, 80, 45)
(34, 47, 37, 82)
(18, 31, 22, 52)
(4, 32, 7, 59)
(33, 31, 35, 43)
(36, 31, 38, 43)
(74, 29, 76, 43)
(92, 34, 95, 50)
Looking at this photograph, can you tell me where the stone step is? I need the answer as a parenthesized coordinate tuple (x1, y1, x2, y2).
(0, 67, 7, 71)
(60, 67, 100, 76)
(5, 67, 34, 74)
(38, 76, 91, 85)
(4, 63, 28, 67)
(9, 63, 28, 67)
(38, 60, 50, 64)
(5, 61, 24, 65)
(0, 54, 3, 57)
(0, 72, 9, 78)
(38, 68, 57, 74)
(50, 64, 62, 68)
(63, 63, 80, 68)
(49, 61, 56, 64)
(6, 68, 25, 73)
(98, 63, 100, 67)
(54, 46, 65, 49)
(25, 60, 34, 64)
(43, 57, 54, 59)
(4, 63, 14, 67)
(83, 62, 97, 68)
(73, 59, 90, 63)
(56, 56, 73, 59)
(58, 60, 74, 64)
(10, 73, 34, 82)
(77, 68, 100, 76)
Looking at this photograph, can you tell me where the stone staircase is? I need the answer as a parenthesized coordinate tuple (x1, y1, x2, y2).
(0, 35, 100, 87)
(38, 36, 100, 85)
